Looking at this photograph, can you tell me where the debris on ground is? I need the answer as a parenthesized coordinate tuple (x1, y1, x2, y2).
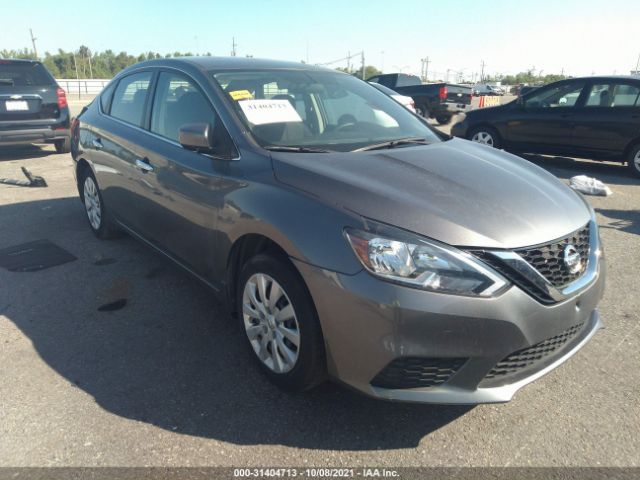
(0, 167, 47, 187)
(569, 175, 613, 196)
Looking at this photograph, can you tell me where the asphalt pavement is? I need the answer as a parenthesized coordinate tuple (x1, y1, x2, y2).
(0, 107, 638, 468)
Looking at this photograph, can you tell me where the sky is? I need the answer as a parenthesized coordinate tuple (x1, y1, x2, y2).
(2, 0, 639, 79)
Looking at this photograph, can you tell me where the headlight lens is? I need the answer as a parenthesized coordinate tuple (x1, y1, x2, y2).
(345, 227, 508, 296)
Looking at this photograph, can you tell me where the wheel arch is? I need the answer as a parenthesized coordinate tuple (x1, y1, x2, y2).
(622, 136, 640, 163)
(75, 158, 93, 201)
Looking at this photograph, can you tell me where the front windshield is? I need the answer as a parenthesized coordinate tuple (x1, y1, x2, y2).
(211, 69, 441, 152)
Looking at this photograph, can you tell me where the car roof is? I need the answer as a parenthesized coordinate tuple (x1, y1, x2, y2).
(125, 56, 337, 73)
(0, 58, 41, 64)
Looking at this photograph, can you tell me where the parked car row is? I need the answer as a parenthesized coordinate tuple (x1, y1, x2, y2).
(366, 73, 472, 124)
(452, 75, 640, 177)
(68, 57, 606, 405)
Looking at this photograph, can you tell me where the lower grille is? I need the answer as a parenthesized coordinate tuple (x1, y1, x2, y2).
(371, 357, 466, 389)
(481, 322, 585, 386)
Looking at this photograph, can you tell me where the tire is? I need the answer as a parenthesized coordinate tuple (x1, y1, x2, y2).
(435, 115, 452, 125)
(80, 168, 120, 239)
(627, 144, 640, 178)
(237, 253, 326, 391)
(54, 138, 71, 154)
(468, 125, 502, 149)
(416, 104, 430, 119)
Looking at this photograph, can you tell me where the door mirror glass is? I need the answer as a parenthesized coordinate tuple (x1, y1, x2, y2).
(179, 123, 212, 152)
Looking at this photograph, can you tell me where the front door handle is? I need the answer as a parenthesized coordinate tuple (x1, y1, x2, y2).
(135, 158, 154, 173)
(92, 138, 103, 149)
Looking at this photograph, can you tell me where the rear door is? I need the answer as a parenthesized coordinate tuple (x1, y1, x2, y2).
(0, 60, 59, 124)
(505, 80, 587, 150)
(571, 81, 640, 155)
(91, 70, 155, 232)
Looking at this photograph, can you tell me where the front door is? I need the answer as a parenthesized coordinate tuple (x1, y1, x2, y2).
(132, 70, 238, 280)
(506, 80, 586, 152)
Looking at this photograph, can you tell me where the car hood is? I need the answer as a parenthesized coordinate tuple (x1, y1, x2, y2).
(271, 138, 590, 249)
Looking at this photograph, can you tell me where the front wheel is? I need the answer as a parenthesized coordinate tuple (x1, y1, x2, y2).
(468, 126, 502, 149)
(627, 144, 640, 178)
(237, 254, 326, 391)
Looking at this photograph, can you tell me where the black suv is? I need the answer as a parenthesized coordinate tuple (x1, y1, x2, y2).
(0, 59, 71, 153)
(451, 76, 640, 177)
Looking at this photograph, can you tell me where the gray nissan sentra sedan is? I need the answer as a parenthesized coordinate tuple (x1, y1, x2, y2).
(71, 57, 605, 404)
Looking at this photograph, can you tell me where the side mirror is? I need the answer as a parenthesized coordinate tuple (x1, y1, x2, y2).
(179, 123, 213, 152)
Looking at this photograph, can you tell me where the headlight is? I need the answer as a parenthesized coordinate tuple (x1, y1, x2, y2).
(345, 226, 508, 297)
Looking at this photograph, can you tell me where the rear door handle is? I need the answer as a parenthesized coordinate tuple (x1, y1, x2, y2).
(135, 157, 154, 173)
(92, 138, 103, 149)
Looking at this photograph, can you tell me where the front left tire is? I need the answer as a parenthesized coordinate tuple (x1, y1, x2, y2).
(237, 253, 327, 391)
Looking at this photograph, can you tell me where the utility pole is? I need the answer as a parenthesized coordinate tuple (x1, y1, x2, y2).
(72, 52, 79, 81)
(420, 57, 430, 82)
(361, 51, 365, 79)
(231, 37, 237, 57)
(29, 28, 38, 59)
(480, 60, 486, 82)
(635, 53, 640, 72)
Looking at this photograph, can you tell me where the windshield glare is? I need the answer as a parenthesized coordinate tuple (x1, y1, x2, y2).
(212, 69, 440, 152)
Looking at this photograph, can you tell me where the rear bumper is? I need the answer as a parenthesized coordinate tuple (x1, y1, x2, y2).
(0, 126, 70, 146)
(436, 102, 472, 116)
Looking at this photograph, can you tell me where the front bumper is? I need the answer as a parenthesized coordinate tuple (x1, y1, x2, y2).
(293, 249, 605, 404)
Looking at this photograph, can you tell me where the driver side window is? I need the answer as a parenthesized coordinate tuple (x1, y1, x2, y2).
(524, 82, 585, 109)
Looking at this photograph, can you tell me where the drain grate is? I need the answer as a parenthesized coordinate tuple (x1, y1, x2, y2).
(0, 239, 77, 272)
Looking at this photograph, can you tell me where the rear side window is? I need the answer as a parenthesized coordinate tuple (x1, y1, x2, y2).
(109, 72, 153, 127)
(586, 83, 640, 107)
(99, 82, 116, 114)
(0, 61, 54, 86)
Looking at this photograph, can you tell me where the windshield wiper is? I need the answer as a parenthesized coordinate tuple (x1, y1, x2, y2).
(353, 137, 431, 152)
(264, 145, 333, 153)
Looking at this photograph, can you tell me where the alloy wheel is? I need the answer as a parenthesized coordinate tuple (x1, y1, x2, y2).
(471, 131, 494, 146)
(242, 273, 300, 373)
(634, 150, 640, 172)
(83, 176, 102, 230)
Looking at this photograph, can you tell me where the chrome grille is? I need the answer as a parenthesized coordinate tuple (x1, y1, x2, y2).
(515, 224, 590, 288)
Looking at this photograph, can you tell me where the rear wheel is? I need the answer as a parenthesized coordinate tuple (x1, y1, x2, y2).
(435, 115, 452, 125)
(416, 104, 430, 119)
(54, 138, 71, 154)
(80, 169, 120, 239)
(468, 126, 502, 149)
(237, 254, 326, 391)
(628, 144, 640, 178)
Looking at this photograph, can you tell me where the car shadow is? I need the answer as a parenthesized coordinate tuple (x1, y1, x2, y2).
(518, 153, 637, 187)
(0, 196, 473, 451)
(595, 208, 640, 236)
(0, 144, 56, 161)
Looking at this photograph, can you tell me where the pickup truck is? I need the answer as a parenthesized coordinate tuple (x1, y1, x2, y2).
(366, 73, 473, 124)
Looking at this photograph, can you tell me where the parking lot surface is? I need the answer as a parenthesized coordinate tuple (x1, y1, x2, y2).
(0, 104, 639, 467)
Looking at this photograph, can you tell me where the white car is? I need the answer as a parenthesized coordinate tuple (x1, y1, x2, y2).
(369, 82, 417, 113)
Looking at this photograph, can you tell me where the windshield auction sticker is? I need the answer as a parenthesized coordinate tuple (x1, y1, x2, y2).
(229, 89, 254, 101)
(239, 99, 302, 125)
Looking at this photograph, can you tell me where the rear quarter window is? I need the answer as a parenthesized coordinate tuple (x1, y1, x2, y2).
(0, 61, 54, 86)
